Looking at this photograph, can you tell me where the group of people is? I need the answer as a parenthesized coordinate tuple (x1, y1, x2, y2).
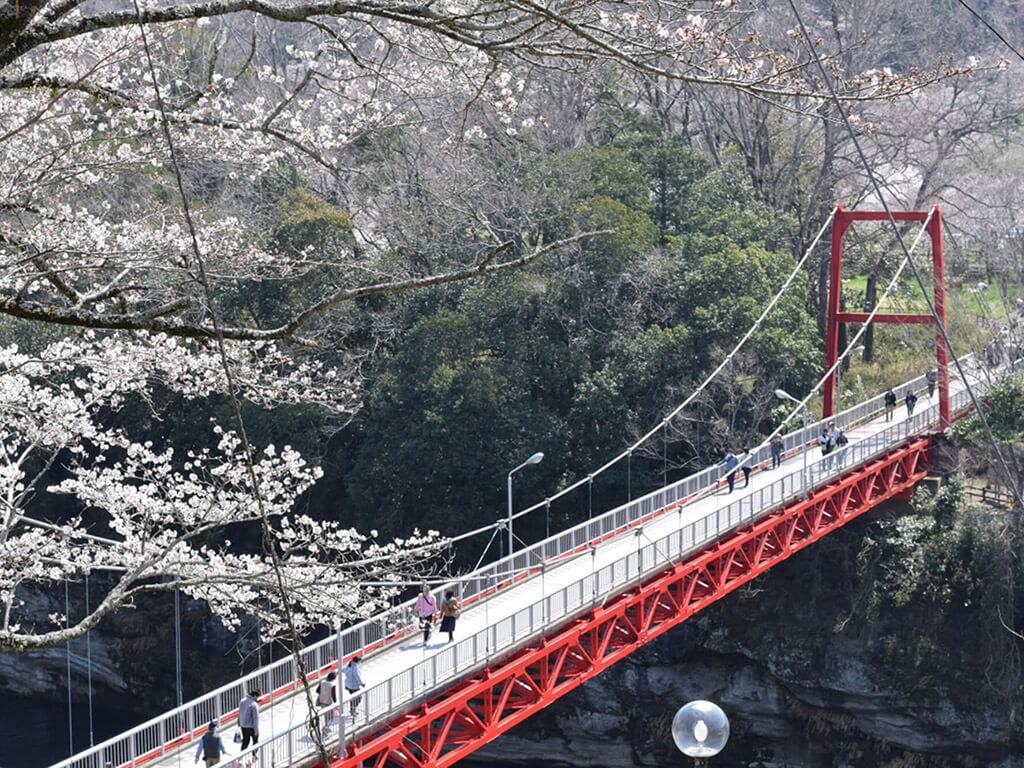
(316, 655, 366, 729)
(415, 584, 461, 646)
(194, 689, 260, 766)
(817, 421, 849, 469)
(195, 583, 469, 763)
(884, 375, 932, 423)
(720, 418, 855, 491)
(718, 432, 791, 492)
(716, 449, 753, 493)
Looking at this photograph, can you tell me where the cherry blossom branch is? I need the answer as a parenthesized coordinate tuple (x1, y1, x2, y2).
(0, 230, 610, 341)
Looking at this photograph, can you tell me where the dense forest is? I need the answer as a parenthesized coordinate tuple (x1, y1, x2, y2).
(4, 0, 1024, 765)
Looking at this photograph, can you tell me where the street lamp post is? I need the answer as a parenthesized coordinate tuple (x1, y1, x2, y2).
(508, 452, 544, 555)
(672, 700, 729, 767)
(775, 389, 809, 498)
(835, 344, 865, 413)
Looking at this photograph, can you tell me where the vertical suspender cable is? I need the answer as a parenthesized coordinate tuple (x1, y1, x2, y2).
(627, 450, 632, 502)
(663, 421, 671, 487)
(174, 588, 183, 709)
(65, 573, 73, 755)
(85, 572, 94, 747)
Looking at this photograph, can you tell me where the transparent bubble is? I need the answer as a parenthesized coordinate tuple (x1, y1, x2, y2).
(671, 700, 729, 758)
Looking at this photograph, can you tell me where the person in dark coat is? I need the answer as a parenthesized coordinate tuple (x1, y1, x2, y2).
(905, 389, 918, 416)
(884, 388, 897, 421)
(739, 449, 753, 487)
(439, 590, 460, 643)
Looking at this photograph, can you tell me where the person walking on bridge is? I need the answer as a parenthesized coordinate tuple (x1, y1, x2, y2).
(770, 434, 783, 469)
(717, 450, 739, 493)
(905, 389, 918, 417)
(416, 584, 437, 646)
(238, 689, 259, 750)
(318, 671, 337, 729)
(195, 721, 227, 767)
(739, 449, 753, 487)
(884, 388, 897, 421)
(344, 656, 365, 719)
(440, 589, 460, 643)
(826, 422, 847, 469)
(818, 427, 834, 472)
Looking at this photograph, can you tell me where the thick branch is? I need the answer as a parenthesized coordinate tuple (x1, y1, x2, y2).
(0, 230, 610, 341)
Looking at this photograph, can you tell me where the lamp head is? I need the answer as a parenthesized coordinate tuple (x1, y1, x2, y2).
(526, 452, 544, 465)
(672, 700, 729, 758)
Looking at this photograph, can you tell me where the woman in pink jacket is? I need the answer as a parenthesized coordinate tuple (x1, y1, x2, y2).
(415, 585, 437, 646)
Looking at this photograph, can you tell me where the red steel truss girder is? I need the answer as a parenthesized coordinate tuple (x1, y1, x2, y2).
(329, 437, 931, 768)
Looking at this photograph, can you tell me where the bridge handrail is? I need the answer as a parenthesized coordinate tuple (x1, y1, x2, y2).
(210, 364, 995, 768)
(50, 355, 992, 768)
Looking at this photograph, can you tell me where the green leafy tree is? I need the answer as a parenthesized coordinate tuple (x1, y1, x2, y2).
(346, 306, 564, 540)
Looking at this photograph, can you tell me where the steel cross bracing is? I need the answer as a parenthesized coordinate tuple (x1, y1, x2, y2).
(332, 438, 931, 768)
(51, 353, 1011, 768)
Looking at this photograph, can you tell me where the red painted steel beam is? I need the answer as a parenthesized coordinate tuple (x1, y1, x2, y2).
(323, 437, 932, 768)
(823, 205, 950, 425)
(834, 312, 934, 324)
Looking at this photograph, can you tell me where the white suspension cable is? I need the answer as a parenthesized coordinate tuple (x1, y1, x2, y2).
(406, 208, 838, 554)
(506, 207, 839, 526)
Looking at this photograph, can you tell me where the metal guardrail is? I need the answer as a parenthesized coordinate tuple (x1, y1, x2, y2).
(963, 483, 1017, 507)
(52, 356, 996, 768)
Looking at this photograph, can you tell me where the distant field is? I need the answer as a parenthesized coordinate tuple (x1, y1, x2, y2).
(842, 273, 1017, 320)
